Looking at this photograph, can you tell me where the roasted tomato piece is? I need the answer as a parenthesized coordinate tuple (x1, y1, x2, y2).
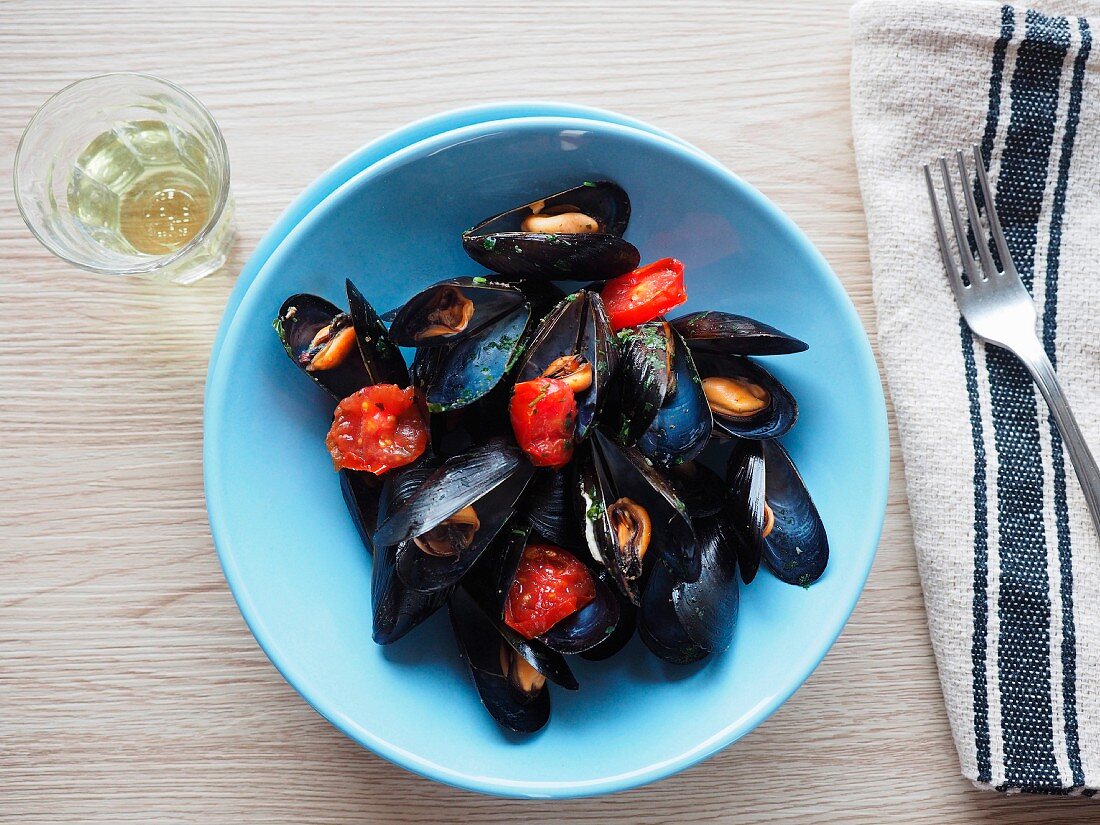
(504, 544, 597, 638)
(600, 257, 687, 330)
(325, 384, 428, 474)
(509, 377, 577, 469)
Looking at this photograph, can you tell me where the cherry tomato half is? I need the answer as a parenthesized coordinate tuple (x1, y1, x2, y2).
(325, 384, 428, 474)
(509, 377, 577, 469)
(504, 544, 597, 639)
(600, 257, 687, 331)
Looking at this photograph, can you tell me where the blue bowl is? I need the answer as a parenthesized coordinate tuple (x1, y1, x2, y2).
(204, 115, 889, 798)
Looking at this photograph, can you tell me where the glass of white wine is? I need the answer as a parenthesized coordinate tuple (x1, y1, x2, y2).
(14, 73, 234, 285)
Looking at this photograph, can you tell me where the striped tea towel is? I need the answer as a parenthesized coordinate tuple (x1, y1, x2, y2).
(851, 0, 1100, 795)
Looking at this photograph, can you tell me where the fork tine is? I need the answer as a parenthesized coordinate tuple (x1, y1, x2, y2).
(971, 145, 1017, 278)
(938, 157, 983, 285)
(923, 163, 968, 301)
(956, 150, 998, 279)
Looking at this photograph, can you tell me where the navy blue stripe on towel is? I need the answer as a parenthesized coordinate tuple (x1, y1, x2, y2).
(988, 8, 1070, 789)
(1042, 15, 1091, 790)
(968, 3, 1014, 786)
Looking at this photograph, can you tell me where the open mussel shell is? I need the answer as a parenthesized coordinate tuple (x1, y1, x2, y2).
(576, 432, 699, 604)
(462, 181, 640, 281)
(346, 279, 409, 386)
(413, 303, 531, 412)
(341, 464, 448, 645)
(639, 515, 740, 665)
(760, 440, 828, 586)
(388, 278, 527, 348)
(515, 291, 617, 441)
(447, 586, 551, 733)
(638, 327, 713, 467)
(672, 311, 808, 356)
(695, 354, 798, 440)
(723, 438, 766, 584)
(723, 438, 828, 586)
(609, 321, 674, 445)
(377, 439, 535, 593)
(274, 293, 374, 399)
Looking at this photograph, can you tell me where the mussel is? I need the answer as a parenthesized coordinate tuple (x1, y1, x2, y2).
(388, 278, 527, 348)
(274, 295, 368, 399)
(375, 438, 535, 593)
(576, 431, 698, 604)
(637, 327, 712, 467)
(448, 586, 577, 734)
(514, 290, 617, 441)
(609, 321, 675, 444)
(341, 463, 448, 644)
(724, 438, 828, 586)
(639, 515, 740, 665)
(694, 354, 797, 440)
(274, 282, 408, 399)
(462, 181, 640, 281)
(404, 283, 532, 412)
(671, 311, 808, 356)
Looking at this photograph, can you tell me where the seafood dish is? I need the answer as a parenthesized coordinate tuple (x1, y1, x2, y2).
(274, 181, 828, 733)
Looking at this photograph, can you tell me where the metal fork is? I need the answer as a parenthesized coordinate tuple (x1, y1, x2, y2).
(924, 146, 1100, 538)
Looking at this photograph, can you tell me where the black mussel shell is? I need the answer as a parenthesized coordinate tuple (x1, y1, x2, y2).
(609, 321, 675, 445)
(462, 181, 639, 281)
(638, 328, 712, 467)
(668, 461, 727, 520)
(695, 354, 798, 440)
(341, 464, 448, 645)
(515, 291, 617, 441)
(413, 304, 531, 413)
(639, 515, 740, 665)
(447, 586, 550, 733)
(274, 293, 373, 399)
(538, 565, 621, 655)
(577, 432, 699, 604)
(579, 590, 637, 661)
(761, 440, 828, 586)
(345, 279, 409, 386)
(672, 311, 808, 356)
(723, 438, 766, 584)
(523, 468, 582, 551)
(388, 278, 527, 348)
(378, 439, 535, 592)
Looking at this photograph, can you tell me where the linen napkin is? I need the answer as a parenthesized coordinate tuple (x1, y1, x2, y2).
(851, 0, 1100, 795)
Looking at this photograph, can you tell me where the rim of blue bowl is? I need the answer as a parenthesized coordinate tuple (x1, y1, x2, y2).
(204, 112, 890, 799)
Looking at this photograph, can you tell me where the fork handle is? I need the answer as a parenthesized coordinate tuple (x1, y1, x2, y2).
(1014, 335, 1100, 539)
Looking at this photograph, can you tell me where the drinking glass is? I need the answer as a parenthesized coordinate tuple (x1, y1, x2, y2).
(14, 73, 234, 285)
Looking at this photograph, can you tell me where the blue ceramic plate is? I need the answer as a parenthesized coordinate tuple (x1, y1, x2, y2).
(204, 114, 888, 798)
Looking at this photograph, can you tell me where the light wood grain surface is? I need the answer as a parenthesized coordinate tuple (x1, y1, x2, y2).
(3, 1, 1098, 822)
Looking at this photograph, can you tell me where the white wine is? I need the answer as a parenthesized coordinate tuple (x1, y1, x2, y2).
(68, 120, 215, 256)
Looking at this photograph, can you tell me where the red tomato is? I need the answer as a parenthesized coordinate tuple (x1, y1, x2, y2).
(509, 377, 577, 469)
(504, 544, 597, 638)
(325, 384, 428, 474)
(600, 257, 687, 330)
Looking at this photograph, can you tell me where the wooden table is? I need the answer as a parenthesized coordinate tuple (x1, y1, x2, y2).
(3, 1, 1097, 821)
